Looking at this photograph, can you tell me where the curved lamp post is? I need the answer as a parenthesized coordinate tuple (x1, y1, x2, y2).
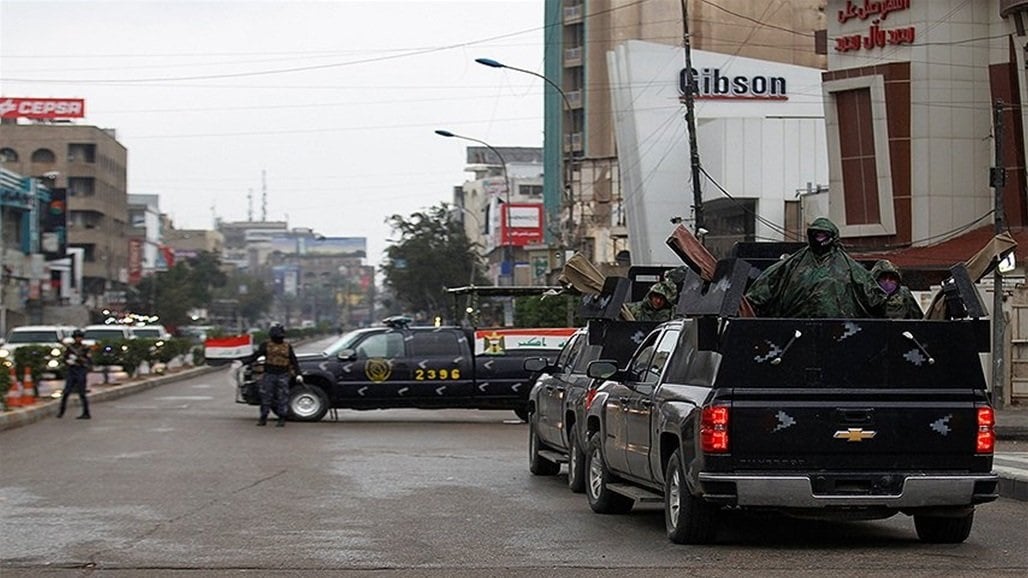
(435, 129, 513, 286)
(476, 57, 575, 251)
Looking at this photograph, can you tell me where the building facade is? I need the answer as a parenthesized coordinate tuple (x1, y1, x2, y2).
(543, 0, 827, 265)
(0, 122, 129, 307)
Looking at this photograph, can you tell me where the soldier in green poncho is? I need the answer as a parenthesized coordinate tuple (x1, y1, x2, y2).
(626, 280, 677, 322)
(745, 217, 886, 318)
(871, 259, 924, 319)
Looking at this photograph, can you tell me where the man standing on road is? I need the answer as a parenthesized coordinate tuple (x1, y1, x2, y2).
(247, 323, 301, 427)
(57, 329, 92, 419)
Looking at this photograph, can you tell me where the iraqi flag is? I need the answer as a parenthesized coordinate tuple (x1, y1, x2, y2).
(204, 335, 254, 365)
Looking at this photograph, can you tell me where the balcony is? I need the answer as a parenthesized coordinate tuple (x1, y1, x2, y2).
(567, 89, 583, 109)
(564, 46, 583, 67)
(563, 3, 583, 24)
(1001, 0, 1028, 17)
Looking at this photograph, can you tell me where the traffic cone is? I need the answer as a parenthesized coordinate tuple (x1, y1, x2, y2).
(6, 365, 23, 408)
(21, 367, 36, 406)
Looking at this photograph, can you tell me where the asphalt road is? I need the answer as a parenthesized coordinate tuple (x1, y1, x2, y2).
(2, 340, 1027, 576)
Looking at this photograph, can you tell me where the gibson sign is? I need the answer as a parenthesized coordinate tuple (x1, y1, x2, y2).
(0, 97, 86, 119)
(678, 67, 788, 101)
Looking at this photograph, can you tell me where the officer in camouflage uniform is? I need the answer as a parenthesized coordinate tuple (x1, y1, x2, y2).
(745, 217, 886, 318)
(626, 280, 677, 322)
(248, 323, 301, 427)
(871, 259, 924, 319)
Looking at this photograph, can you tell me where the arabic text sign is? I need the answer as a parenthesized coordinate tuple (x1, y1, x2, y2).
(474, 328, 577, 355)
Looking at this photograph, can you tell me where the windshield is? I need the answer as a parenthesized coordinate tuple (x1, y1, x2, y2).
(84, 329, 127, 341)
(133, 328, 163, 338)
(322, 329, 378, 357)
(7, 330, 60, 343)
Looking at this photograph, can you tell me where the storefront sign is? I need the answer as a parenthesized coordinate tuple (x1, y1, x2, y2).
(500, 204, 544, 246)
(835, 0, 915, 52)
(0, 97, 85, 119)
(678, 68, 787, 101)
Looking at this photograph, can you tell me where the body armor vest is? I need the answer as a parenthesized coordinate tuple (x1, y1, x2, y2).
(265, 341, 291, 369)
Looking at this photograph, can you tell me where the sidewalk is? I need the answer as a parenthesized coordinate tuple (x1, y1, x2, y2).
(996, 404, 1028, 441)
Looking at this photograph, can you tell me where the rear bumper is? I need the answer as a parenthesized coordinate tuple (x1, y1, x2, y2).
(698, 472, 1000, 508)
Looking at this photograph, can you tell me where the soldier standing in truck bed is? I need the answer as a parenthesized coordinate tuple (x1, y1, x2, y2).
(745, 217, 886, 318)
(871, 259, 924, 319)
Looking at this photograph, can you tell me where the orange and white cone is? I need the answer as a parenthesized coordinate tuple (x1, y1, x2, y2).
(21, 367, 36, 406)
(6, 365, 23, 408)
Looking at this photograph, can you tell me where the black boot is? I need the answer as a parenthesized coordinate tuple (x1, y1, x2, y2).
(257, 416, 267, 426)
(276, 417, 286, 427)
(76, 414, 91, 419)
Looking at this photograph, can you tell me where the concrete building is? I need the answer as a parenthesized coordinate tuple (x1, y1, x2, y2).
(0, 122, 129, 307)
(452, 146, 547, 285)
(541, 0, 827, 265)
(127, 194, 163, 282)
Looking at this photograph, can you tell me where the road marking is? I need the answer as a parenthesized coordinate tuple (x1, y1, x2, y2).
(155, 396, 213, 401)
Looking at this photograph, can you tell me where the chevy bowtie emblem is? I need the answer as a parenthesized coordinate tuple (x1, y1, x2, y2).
(834, 428, 876, 442)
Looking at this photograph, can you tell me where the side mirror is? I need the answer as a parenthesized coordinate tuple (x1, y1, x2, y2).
(586, 360, 619, 380)
(336, 348, 357, 361)
(523, 357, 552, 373)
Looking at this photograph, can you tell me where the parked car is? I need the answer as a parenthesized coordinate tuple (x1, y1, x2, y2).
(81, 324, 134, 347)
(0, 325, 76, 377)
(130, 325, 172, 340)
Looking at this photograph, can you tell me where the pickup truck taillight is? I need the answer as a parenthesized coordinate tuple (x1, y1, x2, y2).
(976, 407, 995, 454)
(701, 405, 730, 453)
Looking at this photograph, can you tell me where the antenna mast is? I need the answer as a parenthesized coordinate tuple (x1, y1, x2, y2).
(261, 169, 267, 222)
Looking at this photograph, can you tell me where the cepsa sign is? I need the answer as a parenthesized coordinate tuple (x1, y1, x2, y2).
(0, 97, 85, 119)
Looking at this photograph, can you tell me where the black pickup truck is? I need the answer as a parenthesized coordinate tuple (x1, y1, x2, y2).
(236, 321, 573, 422)
(582, 264, 999, 544)
(525, 320, 658, 492)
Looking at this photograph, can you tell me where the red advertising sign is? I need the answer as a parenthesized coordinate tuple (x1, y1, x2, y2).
(0, 97, 85, 119)
(500, 203, 544, 247)
(128, 238, 143, 285)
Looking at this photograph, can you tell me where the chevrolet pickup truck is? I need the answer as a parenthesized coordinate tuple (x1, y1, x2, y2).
(582, 265, 998, 544)
(236, 320, 573, 422)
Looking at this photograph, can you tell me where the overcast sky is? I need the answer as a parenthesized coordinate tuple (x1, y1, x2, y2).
(0, 0, 545, 267)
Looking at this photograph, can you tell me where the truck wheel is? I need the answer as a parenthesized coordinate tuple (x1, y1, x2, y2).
(914, 510, 974, 543)
(528, 415, 560, 475)
(513, 407, 529, 422)
(566, 428, 586, 493)
(585, 433, 633, 514)
(288, 385, 329, 422)
(664, 450, 716, 544)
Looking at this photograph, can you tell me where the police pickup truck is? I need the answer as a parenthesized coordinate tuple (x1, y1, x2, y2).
(236, 318, 573, 422)
(582, 260, 999, 544)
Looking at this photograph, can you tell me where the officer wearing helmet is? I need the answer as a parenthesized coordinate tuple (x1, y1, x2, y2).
(247, 323, 301, 427)
(57, 329, 92, 419)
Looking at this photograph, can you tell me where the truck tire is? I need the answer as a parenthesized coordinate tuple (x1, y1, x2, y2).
(914, 510, 974, 543)
(585, 433, 633, 514)
(288, 385, 329, 422)
(664, 450, 716, 544)
(566, 428, 586, 493)
(528, 415, 560, 475)
(514, 407, 529, 422)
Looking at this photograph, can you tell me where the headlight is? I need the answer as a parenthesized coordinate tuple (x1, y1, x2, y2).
(0, 349, 9, 359)
(50, 347, 62, 357)
(47, 359, 60, 369)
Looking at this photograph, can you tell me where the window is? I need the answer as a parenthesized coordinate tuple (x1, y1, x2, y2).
(836, 87, 880, 225)
(67, 143, 96, 163)
(560, 334, 589, 372)
(31, 148, 56, 163)
(640, 329, 680, 385)
(409, 331, 462, 357)
(518, 184, 543, 198)
(355, 332, 404, 359)
(68, 177, 96, 196)
(553, 334, 580, 369)
(0, 148, 18, 162)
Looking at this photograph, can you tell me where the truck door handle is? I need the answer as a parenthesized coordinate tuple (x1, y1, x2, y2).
(639, 399, 653, 408)
(619, 396, 631, 405)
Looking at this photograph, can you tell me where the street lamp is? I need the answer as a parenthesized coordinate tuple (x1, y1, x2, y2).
(435, 129, 514, 286)
(476, 57, 575, 252)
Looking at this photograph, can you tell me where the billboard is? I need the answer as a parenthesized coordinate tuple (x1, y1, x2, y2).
(269, 236, 367, 257)
(0, 97, 85, 119)
(499, 203, 544, 247)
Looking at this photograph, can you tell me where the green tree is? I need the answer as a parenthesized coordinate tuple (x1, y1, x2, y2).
(212, 271, 274, 327)
(381, 203, 487, 320)
(514, 295, 579, 327)
(126, 251, 229, 327)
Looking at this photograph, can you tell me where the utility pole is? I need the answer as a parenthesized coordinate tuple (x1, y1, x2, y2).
(680, 0, 704, 234)
(991, 100, 1008, 409)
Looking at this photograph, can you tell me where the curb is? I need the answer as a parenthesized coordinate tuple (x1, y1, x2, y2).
(0, 364, 226, 432)
(996, 425, 1028, 442)
(995, 468, 1028, 502)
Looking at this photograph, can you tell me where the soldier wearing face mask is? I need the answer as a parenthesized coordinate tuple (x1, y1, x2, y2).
(871, 259, 924, 319)
(746, 217, 887, 318)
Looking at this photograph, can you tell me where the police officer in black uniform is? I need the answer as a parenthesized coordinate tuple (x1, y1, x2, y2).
(248, 323, 301, 427)
(57, 329, 92, 419)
